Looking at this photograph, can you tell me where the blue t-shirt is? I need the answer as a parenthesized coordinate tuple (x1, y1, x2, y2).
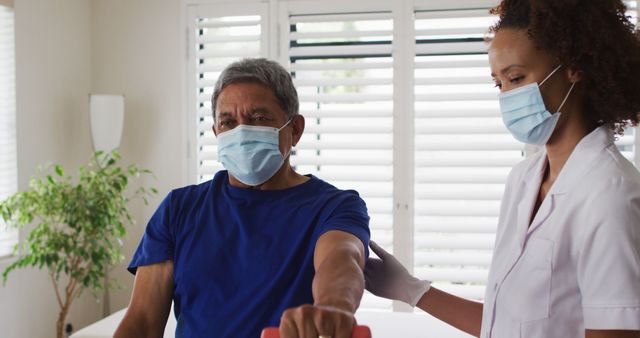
(128, 171, 370, 338)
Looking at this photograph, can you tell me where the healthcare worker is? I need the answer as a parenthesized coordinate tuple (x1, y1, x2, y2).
(364, 0, 640, 337)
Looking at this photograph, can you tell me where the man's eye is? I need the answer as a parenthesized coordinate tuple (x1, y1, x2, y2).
(253, 116, 269, 122)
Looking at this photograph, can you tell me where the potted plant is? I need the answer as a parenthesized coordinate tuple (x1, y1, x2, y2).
(0, 151, 156, 338)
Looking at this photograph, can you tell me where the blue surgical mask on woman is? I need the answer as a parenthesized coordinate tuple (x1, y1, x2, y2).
(217, 119, 292, 186)
(498, 64, 575, 146)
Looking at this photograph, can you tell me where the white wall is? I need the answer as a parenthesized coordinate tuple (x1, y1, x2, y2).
(0, 0, 186, 335)
(90, 0, 185, 312)
(0, 0, 99, 337)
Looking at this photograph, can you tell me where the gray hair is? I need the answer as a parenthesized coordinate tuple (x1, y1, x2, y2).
(211, 58, 299, 122)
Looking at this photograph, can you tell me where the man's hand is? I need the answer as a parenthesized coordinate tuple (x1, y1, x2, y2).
(364, 241, 430, 307)
(279, 304, 355, 338)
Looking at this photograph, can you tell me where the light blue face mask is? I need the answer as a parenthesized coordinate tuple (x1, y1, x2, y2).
(498, 65, 575, 146)
(217, 119, 292, 186)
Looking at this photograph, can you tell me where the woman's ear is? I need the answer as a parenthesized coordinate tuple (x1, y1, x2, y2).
(567, 65, 583, 83)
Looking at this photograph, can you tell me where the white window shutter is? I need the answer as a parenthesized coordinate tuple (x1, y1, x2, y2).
(412, 7, 512, 300)
(188, 4, 268, 183)
(187, 0, 640, 312)
(286, 11, 395, 310)
(0, 3, 17, 258)
(620, 1, 638, 166)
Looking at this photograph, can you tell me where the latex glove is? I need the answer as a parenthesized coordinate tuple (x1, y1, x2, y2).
(364, 241, 431, 307)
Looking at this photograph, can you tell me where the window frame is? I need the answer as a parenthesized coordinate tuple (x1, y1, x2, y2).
(0, 0, 18, 260)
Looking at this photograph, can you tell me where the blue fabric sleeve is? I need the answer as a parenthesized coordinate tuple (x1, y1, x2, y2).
(127, 192, 175, 274)
(319, 191, 371, 258)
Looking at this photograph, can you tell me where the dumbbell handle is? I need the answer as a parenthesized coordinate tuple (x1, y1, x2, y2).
(261, 325, 372, 338)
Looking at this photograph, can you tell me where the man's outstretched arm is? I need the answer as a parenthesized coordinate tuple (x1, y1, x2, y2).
(279, 230, 366, 338)
(312, 230, 366, 313)
(113, 261, 174, 338)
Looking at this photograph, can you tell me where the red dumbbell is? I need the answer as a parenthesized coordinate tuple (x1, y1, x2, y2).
(261, 325, 372, 338)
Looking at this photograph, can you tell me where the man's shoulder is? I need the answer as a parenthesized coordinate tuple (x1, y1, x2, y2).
(166, 173, 224, 208)
(305, 175, 364, 201)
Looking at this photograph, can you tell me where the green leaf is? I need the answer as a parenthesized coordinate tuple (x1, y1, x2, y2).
(54, 165, 65, 177)
(0, 150, 156, 296)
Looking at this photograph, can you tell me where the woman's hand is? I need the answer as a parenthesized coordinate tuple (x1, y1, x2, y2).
(364, 241, 431, 307)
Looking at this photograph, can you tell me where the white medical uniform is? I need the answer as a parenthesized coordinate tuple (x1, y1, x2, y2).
(480, 125, 640, 338)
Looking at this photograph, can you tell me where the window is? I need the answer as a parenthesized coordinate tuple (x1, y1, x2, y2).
(286, 8, 395, 310)
(187, 0, 639, 311)
(412, 6, 508, 300)
(619, 2, 639, 166)
(187, 3, 268, 182)
(0, 0, 18, 258)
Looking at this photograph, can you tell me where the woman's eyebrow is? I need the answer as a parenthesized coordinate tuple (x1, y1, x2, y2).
(490, 64, 526, 77)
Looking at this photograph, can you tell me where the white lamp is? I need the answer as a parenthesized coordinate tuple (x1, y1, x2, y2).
(88, 94, 124, 318)
(89, 94, 124, 152)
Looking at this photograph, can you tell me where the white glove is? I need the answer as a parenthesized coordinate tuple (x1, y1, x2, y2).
(364, 241, 431, 307)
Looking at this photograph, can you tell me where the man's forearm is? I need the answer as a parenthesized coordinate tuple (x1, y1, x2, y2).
(312, 245, 365, 313)
(114, 316, 159, 338)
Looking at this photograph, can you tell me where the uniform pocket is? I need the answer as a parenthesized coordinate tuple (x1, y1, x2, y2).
(502, 237, 554, 322)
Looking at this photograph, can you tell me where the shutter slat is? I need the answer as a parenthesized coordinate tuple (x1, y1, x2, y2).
(290, 61, 393, 71)
(290, 12, 391, 24)
(431, 283, 485, 300)
(415, 108, 499, 118)
(289, 45, 392, 58)
(415, 27, 489, 37)
(416, 168, 510, 184)
(294, 77, 392, 87)
(415, 119, 506, 134)
(415, 267, 489, 284)
(415, 184, 504, 200)
(415, 216, 498, 233)
(196, 19, 260, 29)
(415, 92, 497, 101)
(197, 47, 261, 59)
(415, 138, 522, 151)
(197, 34, 260, 44)
(299, 93, 393, 103)
(290, 30, 392, 40)
(291, 155, 393, 166)
(199, 108, 394, 119)
(415, 76, 491, 85)
(415, 9, 490, 20)
(415, 41, 488, 56)
(415, 234, 496, 250)
(415, 251, 493, 266)
(415, 200, 501, 217)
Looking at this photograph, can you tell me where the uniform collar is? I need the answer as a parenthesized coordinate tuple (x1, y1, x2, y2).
(521, 125, 614, 195)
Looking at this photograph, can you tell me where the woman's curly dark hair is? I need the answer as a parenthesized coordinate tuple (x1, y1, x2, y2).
(490, 0, 640, 134)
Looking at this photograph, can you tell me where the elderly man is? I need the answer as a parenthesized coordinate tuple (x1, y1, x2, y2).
(114, 58, 370, 338)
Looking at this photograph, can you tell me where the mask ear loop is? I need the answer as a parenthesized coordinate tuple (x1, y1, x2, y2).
(277, 116, 295, 159)
(277, 117, 293, 131)
(555, 82, 576, 113)
(539, 64, 563, 87)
